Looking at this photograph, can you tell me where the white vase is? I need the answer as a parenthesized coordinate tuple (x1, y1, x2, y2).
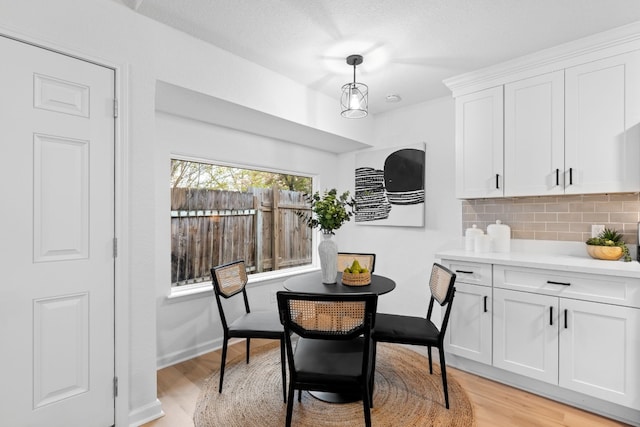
(318, 232, 338, 284)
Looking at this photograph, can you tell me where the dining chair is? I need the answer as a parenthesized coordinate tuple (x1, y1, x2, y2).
(277, 291, 378, 427)
(372, 262, 457, 408)
(337, 252, 376, 273)
(211, 260, 287, 402)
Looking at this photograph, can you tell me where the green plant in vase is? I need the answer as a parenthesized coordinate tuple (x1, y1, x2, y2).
(585, 228, 631, 262)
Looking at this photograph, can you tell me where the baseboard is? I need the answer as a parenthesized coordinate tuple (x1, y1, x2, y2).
(128, 398, 164, 427)
(156, 337, 247, 369)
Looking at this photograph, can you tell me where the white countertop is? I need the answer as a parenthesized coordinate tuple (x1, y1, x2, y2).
(436, 247, 640, 279)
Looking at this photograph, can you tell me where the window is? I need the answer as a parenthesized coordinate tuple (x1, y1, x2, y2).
(171, 158, 313, 286)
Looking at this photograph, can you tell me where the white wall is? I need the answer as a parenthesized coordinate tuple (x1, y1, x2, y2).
(337, 97, 462, 318)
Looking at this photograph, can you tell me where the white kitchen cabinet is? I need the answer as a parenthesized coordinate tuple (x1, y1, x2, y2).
(504, 71, 565, 196)
(442, 260, 493, 364)
(455, 86, 504, 199)
(559, 298, 640, 408)
(564, 50, 640, 194)
(493, 288, 559, 384)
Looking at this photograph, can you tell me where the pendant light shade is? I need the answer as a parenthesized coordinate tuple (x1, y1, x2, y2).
(341, 54, 368, 118)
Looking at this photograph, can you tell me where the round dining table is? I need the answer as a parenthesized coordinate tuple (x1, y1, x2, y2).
(283, 270, 395, 403)
(284, 271, 396, 295)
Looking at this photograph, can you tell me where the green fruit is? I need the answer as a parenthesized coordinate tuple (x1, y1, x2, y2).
(344, 267, 351, 273)
(350, 259, 362, 273)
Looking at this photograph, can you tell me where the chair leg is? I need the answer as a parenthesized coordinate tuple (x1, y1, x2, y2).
(369, 341, 377, 407)
(427, 346, 433, 374)
(438, 346, 450, 409)
(280, 338, 287, 403)
(219, 338, 228, 393)
(246, 338, 251, 364)
(285, 384, 296, 427)
(362, 384, 372, 427)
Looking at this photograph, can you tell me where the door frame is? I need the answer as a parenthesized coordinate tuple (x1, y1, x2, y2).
(0, 28, 131, 426)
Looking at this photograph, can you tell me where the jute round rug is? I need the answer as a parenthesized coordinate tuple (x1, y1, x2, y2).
(194, 342, 475, 426)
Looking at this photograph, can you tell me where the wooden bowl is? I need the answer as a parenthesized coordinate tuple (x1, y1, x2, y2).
(342, 271, 371, 286)
(586, 245, 623, 261)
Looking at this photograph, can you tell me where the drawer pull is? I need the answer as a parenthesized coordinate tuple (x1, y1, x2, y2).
(550, 306, 553, 326)
(484, 296, 488, 313)
(569, 167, 573, 186)
(555, 168, 559, 186)
(455, 270, 474, 274)
(496, 174, 500, 189)
(564, 309, 568, 329)
(547, 280, 571, 286)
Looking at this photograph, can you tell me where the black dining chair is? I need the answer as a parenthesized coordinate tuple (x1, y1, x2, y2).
(211, 260, 287, 402)
(337, 252, 376, 273)
(277, 291, 378, 427)
(372, 262, 457, 408)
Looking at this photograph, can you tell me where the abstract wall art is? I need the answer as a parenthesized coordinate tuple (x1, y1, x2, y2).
(355, 143, 425, 227)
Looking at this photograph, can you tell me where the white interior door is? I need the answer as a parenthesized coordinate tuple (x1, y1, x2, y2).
(0, 36, 115, 426)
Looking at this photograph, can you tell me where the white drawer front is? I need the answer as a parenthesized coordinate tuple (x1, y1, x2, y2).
(494, 265, 640, 308)
(441, 259, 492, 287)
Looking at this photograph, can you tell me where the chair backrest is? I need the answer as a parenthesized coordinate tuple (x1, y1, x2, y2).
(211, 260, 251, 331)
(337, 252, 376, 273)
(426, 263, 457, 340)
(277, 292, 378, 340)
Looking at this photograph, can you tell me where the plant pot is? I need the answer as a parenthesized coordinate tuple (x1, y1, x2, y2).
(318, 232, 338, 284)
(586, 245, 623, 261)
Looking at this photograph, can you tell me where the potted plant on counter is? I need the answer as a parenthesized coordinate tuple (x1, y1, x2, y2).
(586, 228, 631, 262)
(296, 189, 356, 283)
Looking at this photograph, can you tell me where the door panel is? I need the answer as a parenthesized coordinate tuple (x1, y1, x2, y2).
(0, 36, 115, 427)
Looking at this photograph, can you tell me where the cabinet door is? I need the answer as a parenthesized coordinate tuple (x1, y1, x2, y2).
(493, 288, 559, 384)
(445, 282, 492, 364)
(559, 299, 640, 408)
(504, 71, 564, 196)
(565, 50, 640, 194)
(455, 86, 504, 198)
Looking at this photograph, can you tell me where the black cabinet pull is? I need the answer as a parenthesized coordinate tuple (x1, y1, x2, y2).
(550, 306, 553, 326)
(555, 168, 559, 186)
(547, 280, 571, 286)
(484, 296, 488, 313)
(569, 167, 573, 185)
(455, 270, 473, 274)
(496, 174, 500, 189)
(564, 309, 568, 329)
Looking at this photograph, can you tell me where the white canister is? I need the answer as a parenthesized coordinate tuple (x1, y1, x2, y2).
(474, 234, 492, 253)
(465, 224, 484, 251)
(487, 220, 511, 253)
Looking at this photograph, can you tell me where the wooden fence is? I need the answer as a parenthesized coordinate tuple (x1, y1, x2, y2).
(171, 187, 312, 285)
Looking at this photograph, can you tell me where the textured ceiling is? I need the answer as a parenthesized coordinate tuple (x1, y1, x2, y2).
(120, 0, 640, 115)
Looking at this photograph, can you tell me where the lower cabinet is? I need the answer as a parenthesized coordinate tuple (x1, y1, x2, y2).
(445, 281, 492, 364)
(559, 298, 640, 408)
(493, 288, 559, 384)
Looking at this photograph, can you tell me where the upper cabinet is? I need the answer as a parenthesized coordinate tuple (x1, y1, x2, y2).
(565, 52, 640, 194)
(445, 23, 640, 199)
(455, 87, 504, 198)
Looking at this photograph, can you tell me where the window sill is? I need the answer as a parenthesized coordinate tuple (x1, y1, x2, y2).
(166, 265, 320, 303)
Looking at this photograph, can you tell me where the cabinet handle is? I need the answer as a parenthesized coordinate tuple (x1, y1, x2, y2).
(569, 168, 573, 186)
(555, 168, 559, 186)
(484, 296, 488, 313)
(455, 270, 473, 274)
(564, 309, 568, 329)
(495, 174, 500, 189)
(550, 306, 553, 326)
(547, 280, 571, 286)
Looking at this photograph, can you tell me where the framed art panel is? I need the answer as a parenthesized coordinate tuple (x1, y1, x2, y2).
(355, 143, 425, 227)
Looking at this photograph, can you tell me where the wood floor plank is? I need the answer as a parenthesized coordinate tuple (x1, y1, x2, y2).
(143, 340, 631, 427)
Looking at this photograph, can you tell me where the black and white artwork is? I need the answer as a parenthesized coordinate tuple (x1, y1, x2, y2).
(355, 143, 425, 227)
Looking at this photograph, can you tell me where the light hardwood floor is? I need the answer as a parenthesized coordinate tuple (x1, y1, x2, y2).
(143, 339, 631, 427)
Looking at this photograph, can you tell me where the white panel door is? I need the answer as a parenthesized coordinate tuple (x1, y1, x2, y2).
(493, 288, 559, 384)
(559, 299, 640, 408)
(0, 36, 115, 427)
(455, 86, 504, 199)
(445, 282, 492, 364)
(504, 71, 564, 196)
(565, 50, 640, 194)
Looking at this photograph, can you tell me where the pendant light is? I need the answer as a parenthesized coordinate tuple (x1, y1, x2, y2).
(340, 54, 368, 118)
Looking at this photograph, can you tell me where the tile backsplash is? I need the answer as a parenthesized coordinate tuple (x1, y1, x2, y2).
(462, 193, 640, 245)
